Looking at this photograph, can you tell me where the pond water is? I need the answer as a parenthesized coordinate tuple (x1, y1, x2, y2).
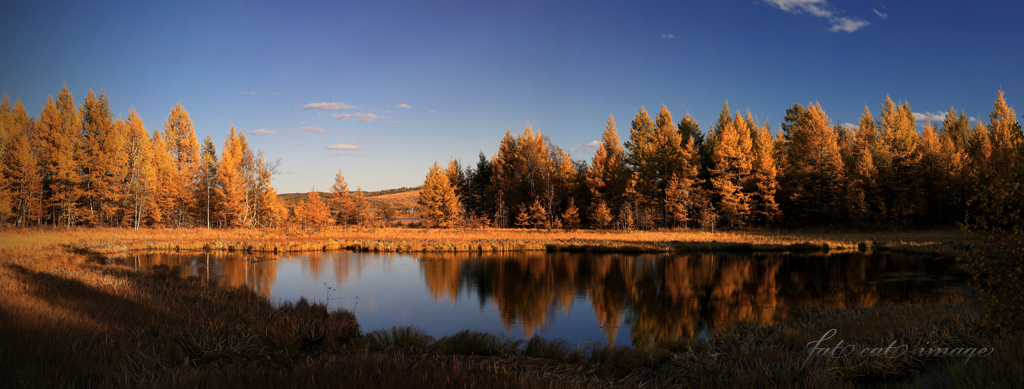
(117, 251, 969, 348)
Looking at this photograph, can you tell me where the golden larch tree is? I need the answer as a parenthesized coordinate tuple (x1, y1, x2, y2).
(216, 126, 245, 227)
(122, 109, 155, 229)
(709, 112, 753, 227)
(329, 169, 353, 229)
(164, 103, 201, 226)
(418, 161, 461, 228)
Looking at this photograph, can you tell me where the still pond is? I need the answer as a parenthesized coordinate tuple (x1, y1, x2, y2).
(118, 251, 968, 348)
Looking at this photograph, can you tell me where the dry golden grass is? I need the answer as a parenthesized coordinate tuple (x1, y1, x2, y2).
(0, 225, 975, 258)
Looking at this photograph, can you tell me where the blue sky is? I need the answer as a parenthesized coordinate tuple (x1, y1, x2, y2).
(3, 0, 1023, 192)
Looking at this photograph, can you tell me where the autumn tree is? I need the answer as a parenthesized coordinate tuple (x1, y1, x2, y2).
(78, 89, 125, 226)
(709, 111, 753, 227)
(783, 102, 845, 224)
(122, 109, 155, 229)
(33, 84, 81, 226)
(623, 107, 656, 227)
(940, 107, 972, 223)
(216, 127, 246, 227)
(748, 120, 779, 225)
(876, 96, 921, 226)
(418, 162, 461, 228)
(294, 187, 331, 230)
(842, 107, 881, 225)
(148, 129, 177, 226)
(329, 169, 353, 229)
(164, 103, 201, 227)
(196, 134, 218, 227)
(350, 188, 369, 228)
(588, 114, 628, 225)
(561, 198, 580, 230)
(252, 152, 286, 228)
(590, 199, 612, 229)
(3, 117, 43, 226)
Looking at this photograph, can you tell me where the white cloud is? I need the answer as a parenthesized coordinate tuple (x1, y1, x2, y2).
(248, 129, 277, 135)
(396, 103, 412, 108)
(765, 0, 869, 33)
(913, 111, 947, 122)
(332, 112, 378, 121)
(325, 144, 362, 150)
(872, 9, 888, 19)
(661, 33, 676, 39)
(298, 126, 330, 133)
(241, 91, 256, 95)
(303, 102, 358, 110)
(585, 140, 601, 147)
(829, 17, 869, 33)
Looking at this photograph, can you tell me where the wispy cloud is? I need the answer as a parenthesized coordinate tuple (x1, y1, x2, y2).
(585, 140, 601, 147)
(372, 140, 384, 145)
(241, 91, 256, 95)
(872, 8, 888, 19)
(396, 103, 412, 108)
(429, 110, 436, 113)
(913, 111, 947, 122)
(247, 129, 277, 135)
(334, 112, 378, 122)
(325, 143, 362, 151)
(293, 144, 305, 147)
(387, 120, 405, 124)
(303, 102, 358, 110)
(298, 126, 330, 133)
(325, 153, 364, 157)
(765, 0, 870, 33)
(661, 33, 676, 39)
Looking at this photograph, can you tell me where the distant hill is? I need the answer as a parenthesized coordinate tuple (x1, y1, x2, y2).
(278, 186, 422, 214)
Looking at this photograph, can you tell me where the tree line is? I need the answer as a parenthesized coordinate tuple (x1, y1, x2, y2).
(0, 84, 286, 229)
(418, 92, 1023, 230)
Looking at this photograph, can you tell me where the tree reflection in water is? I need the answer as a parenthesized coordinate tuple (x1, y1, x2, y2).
(120, 251, 965, 348)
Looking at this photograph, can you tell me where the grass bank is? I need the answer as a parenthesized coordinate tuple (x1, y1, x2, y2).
(0, 226, 975, 257)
